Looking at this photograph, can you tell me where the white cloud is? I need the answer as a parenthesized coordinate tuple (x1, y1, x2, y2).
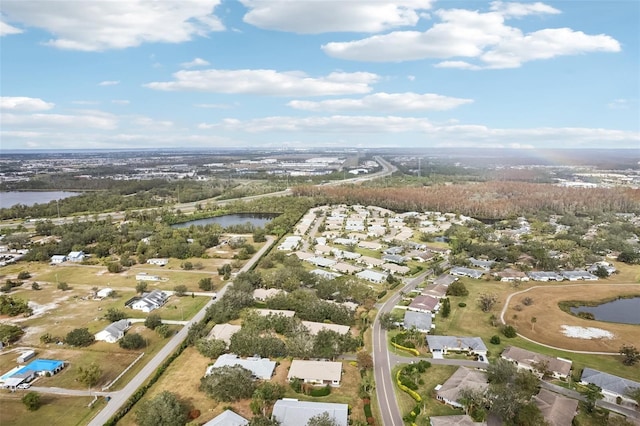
(0, 96, 54, 111)
(489, 1, 560, 18)
(322, 5, 620, 68)
(1, 0, 224, 51)
(607, 99, 632, 110)
(2, 110, 117, 130)
(99, 80, 120, 86)
(0, 20, 23, 36)
(131, 116, 173, 128)
(112, 100, 130, 105)
(287, 92, 473, 112)
(240, 0, 433, 33)
(145, 69, 379, 96)
(181, 57, 210, 68)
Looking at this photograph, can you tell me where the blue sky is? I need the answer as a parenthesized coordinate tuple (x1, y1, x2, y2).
(1, 0, 638, 150)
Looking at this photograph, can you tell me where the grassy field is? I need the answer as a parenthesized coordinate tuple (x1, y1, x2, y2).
(0, 393, 104, 426)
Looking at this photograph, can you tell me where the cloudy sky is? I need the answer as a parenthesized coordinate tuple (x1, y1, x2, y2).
(1, 0, 638, 150)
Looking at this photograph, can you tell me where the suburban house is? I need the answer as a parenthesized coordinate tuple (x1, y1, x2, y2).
(426, 336, 488, 357)
(146, 258, 169, 266)
(587, 261, 616, 276)
(95, 319, 131, 343)
(450, 267, 484, 279)
(580, 368, 640, 405)
(333, 238, 357, 246)
(408, 295, 440, 313)
(403, 310, 433, 333)
(288, 360, 342, 386)
(410, 250, 436, 263)
(421, 283, 449, 299)
(331, 262, 362, 275)
(67, 251, 85, 262)
(271, 399, 348, 426)
(203, 410, 248, 426)
(382, 254, 407, 264)
(293, 251, 314, 261)
(305, 256, 337, 268)
(314, 245, 333, 256)
(434, 274, 458, 287)
(206, 354, 276, 380)
(96, 288, 113, 299)
(50, 255, 67, 264)
(130, 290, 168, 313)
(17, 350, 36, 363)
(382, 263, 411, 275)
(429, 415, 486, 426)
(355, 269, 387, 284)
(207, 323, 241, 344)
(561, 271, 598, 281)
(501, 346, 572, 379)
(358, 256, 385, 268)
(469, 258, 495, 270)
(310, 269, 342, 280)
(278, 236, 302, 251)
(254, 309, 296, 318)
(252, 288, 284, 301)
(135, 272, 163, 282)
(534, 388, 579, 426)
(435, 367, 488, 408)
(358, 241, 383, 251)
(493, 269, 529, 282)
(331, 249, 361, 261)
(301, 321, 350, 336)
(0, 359, 65, 389)
(528, 271, 564, 282)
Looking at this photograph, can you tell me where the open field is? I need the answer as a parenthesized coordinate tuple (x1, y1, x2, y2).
(0, 393, 103, 426)
(504, 283, 640, 353)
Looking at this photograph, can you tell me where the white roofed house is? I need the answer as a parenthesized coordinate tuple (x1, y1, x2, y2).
(50, 255, 67, 264)
(355, 269, 387, 284)
(146, 258, 168, 266)
(96, 287, 113, 299)
(272, 399, 348, 426)
(468, 258, 495, 270)
(205, 354, 276, 380)
(288, 360, 343, 386)
(278, 236, 302, 251)
(358, 256, 385, 269)
(427, 336, 488, 356)
(130, 290, 168, 313)
(252, 288, 284, 301)
(358, 240, 383, 251)
(331, 262, 362, 275)
(450, 267, 484, 279)
(382, 263, 411, 275)
(302, 321, 350, 336)
(67, 251, 85, 262)
(95, 319, 131, 343)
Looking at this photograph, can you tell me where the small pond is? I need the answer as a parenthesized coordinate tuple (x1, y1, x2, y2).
(570, 297, 640, 325)
(171, 213, 279, 229)
(0, 191, 81, 209)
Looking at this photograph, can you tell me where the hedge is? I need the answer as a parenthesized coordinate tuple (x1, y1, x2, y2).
(309, 385, 331, 397)
(391, 341, 420, 356)
(395, 370, 421, 402)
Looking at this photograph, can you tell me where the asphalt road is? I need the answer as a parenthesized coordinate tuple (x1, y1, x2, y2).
(372, 270, 430, 426)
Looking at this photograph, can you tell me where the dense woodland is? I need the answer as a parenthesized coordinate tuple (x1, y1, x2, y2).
(294, 182, 640, 219)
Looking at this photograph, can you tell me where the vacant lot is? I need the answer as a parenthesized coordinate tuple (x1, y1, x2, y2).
(504, 283, 640, 353)
(0, 393, 102, 426)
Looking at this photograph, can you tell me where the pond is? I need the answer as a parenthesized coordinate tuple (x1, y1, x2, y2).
(570, 297, 640, 325)
(0, 191, 81, 209)
(171, 213, 279, 229)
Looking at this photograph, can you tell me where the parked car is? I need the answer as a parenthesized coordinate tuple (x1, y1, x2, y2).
(17, 383, 31, 389)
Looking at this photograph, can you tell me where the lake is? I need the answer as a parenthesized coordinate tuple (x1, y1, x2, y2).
(571, 297, 640, 325)
(171, 213, 279, 229)
(0, 191, 81, 209)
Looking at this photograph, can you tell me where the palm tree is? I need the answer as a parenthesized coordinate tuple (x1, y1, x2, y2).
(531, 317, 537, 331)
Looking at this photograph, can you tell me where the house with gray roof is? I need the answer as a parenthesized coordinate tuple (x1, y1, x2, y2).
(469, 258, 495, 270)
(203, 410, 248, 426)
(427, 336, 487, 356)
(207, 323, 241, 344)
(206, 354, 276, 380)
(288, 360, 343, 386)
(528, 271, 564, 282)
(310, 269, 342, 280)
(403, 310, 433, 333)
(95, 319, 131, 343)
(355, 269, 387, 284)
(435, 367, 488, 408)
(501, 346, 572, 379)
(305, 256, 337, 268)
(434, 274, 458, 287)
(450, 267, 484, 279)
(272, 399, 348, 426)
(534, 388, 578, 426)
(382, 254, 407, 264)
(580, 368, 640, 404)
(130, 290, 168, 313)
(561, 270, 598, 281)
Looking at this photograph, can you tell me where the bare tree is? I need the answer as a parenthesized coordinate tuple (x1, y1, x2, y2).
(477, 293, 498, 312)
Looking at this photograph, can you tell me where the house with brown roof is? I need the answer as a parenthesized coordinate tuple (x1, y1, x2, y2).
(408, 295, 440, 313)
(435, 367, 488, 408)
(534, 388, 579, 426)
(501, 346, 572, 379)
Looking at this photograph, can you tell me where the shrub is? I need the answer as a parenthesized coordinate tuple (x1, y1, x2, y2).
(57, 282, 70, 291)
(502, 325, 517, 338)
(458, 302, 466, 308)
(18, 271, 31, 280)
(522, 297, 534, 306)
(490, 335, 501, 345)
(309, 385, 331, 397)
(377, 290, 387, 299)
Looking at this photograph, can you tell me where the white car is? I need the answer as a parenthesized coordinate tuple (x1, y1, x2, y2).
(17, 383, 31, 389)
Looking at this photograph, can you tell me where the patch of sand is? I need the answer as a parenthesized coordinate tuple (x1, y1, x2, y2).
(560, 325, 614, 339)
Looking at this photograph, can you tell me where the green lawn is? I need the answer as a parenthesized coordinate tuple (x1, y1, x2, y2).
(0, 394, 105, 426)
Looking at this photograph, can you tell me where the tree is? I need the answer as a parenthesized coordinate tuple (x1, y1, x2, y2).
(77, 362, 102, 388)
(248, 417, 281, 426)
(502, 325, 517, 338)
(486, 358, 517, 385)
(135, 281, 148, 294)
(458, 387, 488, 420)
(619, 344, 640, 366)
(252, 382, 285, 416)
(530, 316, 537, 331)
(357, 351, 373, 371)
(65, 328, 95, 347)
(135, 391, 187, 426)
(0, 324, 24, 344)
(200, 365, 256, 402)
(196, 338, 226, 359)
(307, 412, 339, 426)
(514, 402, 548, 426)
(490, 335, 501, 345)
(477, 293, 498, 312)
(145, 313, 162, 330)
(156, 324, 172, 338)
(22, 391, 41, 411)
(17, 271, 31, 280)
(107, 262, 123, 273)
(104, 308, 126, 322)
(198, 277, 213, 291)
(379, 312, 397, 330)
(57, 282, 70, 291)
(173, 285, 188, 297)
(593, 265, 610, 279)
(119, 333, 146, 350)
(441, 297, 451, 318)
(581, 383, 603, 413)
(626, 387, 640, 405)
(447, 281, 469, 296)
(181, 261, 193, 270)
